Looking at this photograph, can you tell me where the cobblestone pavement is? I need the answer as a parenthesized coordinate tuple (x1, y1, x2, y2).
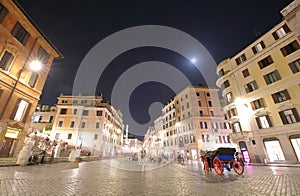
(0, 159, 300, 196)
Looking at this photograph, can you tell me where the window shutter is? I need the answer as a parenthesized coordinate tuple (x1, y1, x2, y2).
(284, 90, 291, 100)
(256, 117, 262, 129)
(272, 94, 278, 103)
(279, 111, 288, 125)
(264, 75, 270, 85)
(281, 47, 288, 57)
(250, 101, 255, 110)
(266, 115, 273, 127)
(283, 24, 291, 33)
(9, 98, 21, 120)
(292, 40, 300, 50)
(272, 32, 279, 40)
(292, 108, 300, 122)
(252, 47, 257, 54)
(22, 103, 32, 123)
(261, 41, 266, 49)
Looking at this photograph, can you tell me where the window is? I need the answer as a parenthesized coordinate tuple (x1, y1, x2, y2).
(280, 40, 300, 57)
(272, 90, 290, 103)
(235, 54, 246, 65)
(13, 99, 29, 121)
(212, 122, 218, 129)
(208, 101, 212, 107)
(82, 110, 89, 116)
(199, 110, 203, 116)
(81, 122, 86, 128)
(70, 121, 75, 128)
(37, 46, 50, 65)
(279, 108, 300, 125)
(232, 122, 242, 132)
(256, 115, 272, 129)
(55, 133, 60, 140)
(28, 72, 38, 88)
(272, 24, 291, 40)
(221, 80, 230, 89)
(190, 135, 195, 143)
(289, 58, 300, 74)
(0, 3, 8, 22)
(242, 69, 250, 78)
(11, 22, 30, 45)
(62, 100, 68, 104)
(0, 51, 14, 71)
(185, 94, 188, 98)
(96, 110, 102, 116)
(186, 102, 189, 108)
(184, 136, 189, 144)
(67, 133, 72, 139)
(94, 134, 98, 140)
(252, 41, 265, 54)
(198, 101, 201, 106)
(58, 121, 63, 128)
(244, 81, 258, 93)
(60, 108, 67, 114)
(196, 92, 200, 96)
(96, 122, 100, 128)
(258, 55, 273, 69)
(181, 106, 184, 111)
(251, 98, 265, 110)
(206, 93, 210, 97)
(210, 111, 214, 116)
(225, 92, 234, 104)
(49, 116, 53, 123)
(228, 108, 238, 118)
(200, 121, 207, 129)
(264, 70, 281, 85)
(218, 68, 225, 77)
(73, 109, 77, 115)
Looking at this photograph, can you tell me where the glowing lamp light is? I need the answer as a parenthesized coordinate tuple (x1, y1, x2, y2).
(30, 60, 42, 71)
(191, 58, 197, 64)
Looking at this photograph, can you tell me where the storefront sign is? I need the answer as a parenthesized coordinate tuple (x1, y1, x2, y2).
(5, 128, 20, 139)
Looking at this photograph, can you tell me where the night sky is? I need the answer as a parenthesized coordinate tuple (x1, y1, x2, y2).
(17, 0, 292, 134)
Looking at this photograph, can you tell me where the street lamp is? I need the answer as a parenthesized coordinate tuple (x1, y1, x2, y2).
(0, 37, 42, 120)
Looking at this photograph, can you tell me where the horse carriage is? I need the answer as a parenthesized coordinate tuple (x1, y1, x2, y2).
(201, 147, 244, 175)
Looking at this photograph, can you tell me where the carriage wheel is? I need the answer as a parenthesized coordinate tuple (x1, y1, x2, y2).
(213, 158, 223, 175)
(233, 158, 244, 175)
(204, 161, 210, 172)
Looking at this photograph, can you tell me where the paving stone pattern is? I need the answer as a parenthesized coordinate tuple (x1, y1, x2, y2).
(0, 160, 299, 196)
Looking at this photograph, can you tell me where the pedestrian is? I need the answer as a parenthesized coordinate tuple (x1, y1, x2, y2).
(137, 151, 141, 165)
(69, 146, 76, 162)
(49, 147, 55, 164)
(40, 150, 46, 164)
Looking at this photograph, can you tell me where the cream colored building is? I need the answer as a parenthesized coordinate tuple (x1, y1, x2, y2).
(216, 0, 300, 163)
(0, 0, 62, 157)
(148, 86, 233, 160)
(51, 94, 124, 158)
(29, 104, 56, 137)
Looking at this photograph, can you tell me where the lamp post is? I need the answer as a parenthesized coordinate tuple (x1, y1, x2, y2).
(0, 37, 41, 120)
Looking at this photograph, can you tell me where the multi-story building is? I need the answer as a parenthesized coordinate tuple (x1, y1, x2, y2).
(148, 85, 233, 160)
(0, 0, 62, 157)
(216, 0, 300, 163)
(30, 104, 56, 137)
(50, 94, 124, 158)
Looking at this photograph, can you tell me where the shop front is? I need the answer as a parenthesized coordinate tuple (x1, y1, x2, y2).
(289, 134, 300, 161)
(0, 126, 21, 157)
(263, 137, 285, 162)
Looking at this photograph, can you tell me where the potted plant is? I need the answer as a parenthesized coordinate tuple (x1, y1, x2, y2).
(74, 157, 82, 163)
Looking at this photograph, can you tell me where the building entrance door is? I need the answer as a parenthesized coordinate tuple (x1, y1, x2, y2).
(0, 138, 14, 157)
